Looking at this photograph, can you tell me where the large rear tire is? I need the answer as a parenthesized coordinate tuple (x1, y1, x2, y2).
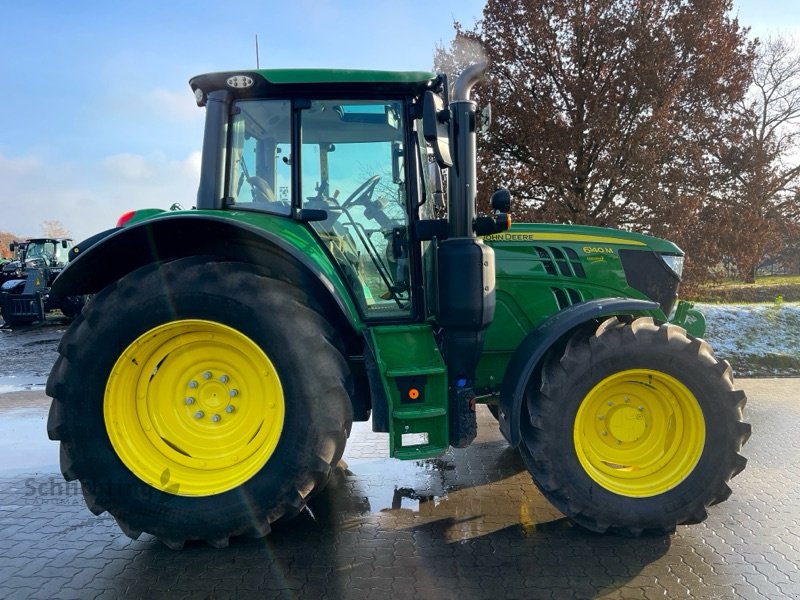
(519, 317, 750, 535)
(47, 258, 353, 548)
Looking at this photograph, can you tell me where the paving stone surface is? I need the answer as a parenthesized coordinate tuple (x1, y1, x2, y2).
(0, 379, 797, 599)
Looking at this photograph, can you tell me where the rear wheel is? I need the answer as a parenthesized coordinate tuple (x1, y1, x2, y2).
(47, 258, 353, 548)
(520, 317, 750, 535)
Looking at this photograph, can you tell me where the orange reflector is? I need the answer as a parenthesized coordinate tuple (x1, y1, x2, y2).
(408, 388, 420, 400)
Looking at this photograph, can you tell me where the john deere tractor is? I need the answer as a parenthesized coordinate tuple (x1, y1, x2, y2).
(46, 64, 749, 548)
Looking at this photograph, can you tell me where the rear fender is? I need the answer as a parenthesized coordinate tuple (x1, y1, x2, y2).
(52, 214, 362, 333)
(498, 298, 661, 447)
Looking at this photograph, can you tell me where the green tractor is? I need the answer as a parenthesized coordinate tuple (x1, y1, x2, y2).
(46, 64, 749, 548)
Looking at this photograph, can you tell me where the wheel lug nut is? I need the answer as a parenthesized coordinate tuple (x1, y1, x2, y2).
(638, 406, 644, 412)
(203, 371, 212, 380)
(211, 414, 221, 423)
(220, 375, 229, 383)
(225, 405, 235, 413)
(194, 410, 205, 419)
(230, 389, 239, 398)
(601, 431, 608, 436)
(607, 401, 613, 406)
(189, 380, 198, 389)
(598, 415, 605, 421)
(185, 397, 195, 405)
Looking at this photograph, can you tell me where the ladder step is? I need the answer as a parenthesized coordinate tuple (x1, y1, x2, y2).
(385, 366, 446, 377)
(394, 446, 448, 460)
(393, 407, 446, 419)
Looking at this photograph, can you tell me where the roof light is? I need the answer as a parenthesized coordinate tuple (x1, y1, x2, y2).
(194, 88, 205, 105)
(227, 75, 254, 89)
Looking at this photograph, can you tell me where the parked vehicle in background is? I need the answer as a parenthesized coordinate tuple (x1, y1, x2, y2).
(0, 238, 85, 325)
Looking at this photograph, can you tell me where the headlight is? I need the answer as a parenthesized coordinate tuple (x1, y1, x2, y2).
(660, 254, 684, 279)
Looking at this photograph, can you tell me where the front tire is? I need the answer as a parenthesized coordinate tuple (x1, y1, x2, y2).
(47, 258, 353, 548)
(520, 317, 750, 535)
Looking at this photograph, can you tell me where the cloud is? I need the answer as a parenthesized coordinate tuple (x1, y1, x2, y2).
(105, 86, 203, 126)
(0, 151, 200, 240)
(103, 153, 158, 180)
(145, 89, 203, 122)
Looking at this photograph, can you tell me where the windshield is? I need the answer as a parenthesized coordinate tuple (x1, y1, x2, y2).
(24, 241, 69, 268)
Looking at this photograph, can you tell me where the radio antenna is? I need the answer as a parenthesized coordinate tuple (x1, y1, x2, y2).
(255, 34, 260, 69)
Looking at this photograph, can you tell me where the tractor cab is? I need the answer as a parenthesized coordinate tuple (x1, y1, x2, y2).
(23, 238, 71, 270)
(187, 70, 466, 323)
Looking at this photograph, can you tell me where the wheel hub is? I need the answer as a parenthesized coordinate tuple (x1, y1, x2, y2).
(606, 405, 646, 443)
(190, 375, 234, 415)
(573, 369, 706, 497)
(104, 320, 285, 497)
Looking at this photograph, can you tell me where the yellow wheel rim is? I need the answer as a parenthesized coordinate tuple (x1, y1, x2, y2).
(104, 320, 285, 497)
(573, 369, 705, 497)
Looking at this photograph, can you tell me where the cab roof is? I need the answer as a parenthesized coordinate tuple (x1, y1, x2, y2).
(189, 68, 440, 105)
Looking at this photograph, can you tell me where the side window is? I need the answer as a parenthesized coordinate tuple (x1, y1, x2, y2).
(301, 100, 412, 318)
(54, 242, 71, 268)
(228, 100, 292, 215)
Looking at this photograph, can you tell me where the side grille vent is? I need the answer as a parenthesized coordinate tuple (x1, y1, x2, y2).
(551, 287, 584, 310)
(533, 246, 587, 279)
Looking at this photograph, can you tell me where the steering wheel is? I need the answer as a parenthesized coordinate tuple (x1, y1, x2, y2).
(342, 175, 381, 209)
(248, 175, 275, 202)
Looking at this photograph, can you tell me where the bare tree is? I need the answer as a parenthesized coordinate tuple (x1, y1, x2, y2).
(40, 220, 71, 238)
(715, 35, 800, 282)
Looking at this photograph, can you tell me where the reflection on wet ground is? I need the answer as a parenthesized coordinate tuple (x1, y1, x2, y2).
(1, 381, 800, 599)
(0, 320, 64, 391)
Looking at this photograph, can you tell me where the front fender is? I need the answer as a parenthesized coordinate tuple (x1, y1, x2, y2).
(498, 298, 661, 447)
(52, 212, 362, 331)
(1, 279, 25, 293)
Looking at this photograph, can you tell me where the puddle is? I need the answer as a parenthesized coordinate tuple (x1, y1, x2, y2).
(0, 377, 47, 393)
(305, 416, 565, 543)
(0, 404, 58, 475)
(0, 322, 62, 391)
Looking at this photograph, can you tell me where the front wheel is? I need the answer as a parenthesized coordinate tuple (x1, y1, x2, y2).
(520, 317, 750, 535)
(47, 258, 353, 548)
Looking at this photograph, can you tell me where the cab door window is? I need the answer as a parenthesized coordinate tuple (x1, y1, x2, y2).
(300, 100, 411, 318)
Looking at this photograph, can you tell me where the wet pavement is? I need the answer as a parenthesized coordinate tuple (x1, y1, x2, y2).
(0, 320, 65, 392)
(1, 324, 799, 599)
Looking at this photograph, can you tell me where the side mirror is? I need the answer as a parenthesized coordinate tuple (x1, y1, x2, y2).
(428, 162, 445, 211)
(490, 188, 511, 213)
(9, 243, 15, 252)
(423, 91, 453, 168)
(391, 142, 403, 184)
(61, 240, 69, 248)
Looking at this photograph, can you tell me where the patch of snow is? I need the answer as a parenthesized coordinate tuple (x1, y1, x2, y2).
(698, 302, 800, 376)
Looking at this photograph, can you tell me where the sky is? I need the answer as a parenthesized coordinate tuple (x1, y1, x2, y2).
(0, 0, 798, 241)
